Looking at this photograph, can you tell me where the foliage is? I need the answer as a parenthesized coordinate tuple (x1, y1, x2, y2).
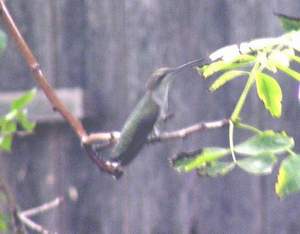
(275, 13, 300, 32)
(0, 24, 35, 153)
(172, 131, 293, 175)
(0, 89, 36, 151)
(276, 155, 300, 198)
(0, 28, 36, 233)
(0, 213, 7, 232)
(172, 15, 300, 199)
(0, 30, 6, 54)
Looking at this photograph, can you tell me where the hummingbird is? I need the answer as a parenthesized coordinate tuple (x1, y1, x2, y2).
(107, 58, 204, 178)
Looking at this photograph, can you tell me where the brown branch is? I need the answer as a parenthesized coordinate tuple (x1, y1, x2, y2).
(0, 0, 123, 176)
(0, 0, 87, 140)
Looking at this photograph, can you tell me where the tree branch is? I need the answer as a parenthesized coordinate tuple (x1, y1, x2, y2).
(149, 118, 230, 143)
(0, 0, 87, 140)
(0, 0, 123, 176)
(84, 118, 230, 145)
(17, 197, 63, 234)
(19, 197, 63, 217)
(17, 215, 52, 234)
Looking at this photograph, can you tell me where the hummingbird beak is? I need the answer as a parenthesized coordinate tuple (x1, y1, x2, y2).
(169, 58, 205, 75)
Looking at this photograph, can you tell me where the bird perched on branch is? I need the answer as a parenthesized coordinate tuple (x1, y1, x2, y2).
(106, 58, 204, 178)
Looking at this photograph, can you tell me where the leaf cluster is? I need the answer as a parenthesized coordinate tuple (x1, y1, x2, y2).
(0, 88, 36, 151)
(172, 15, 300, 199)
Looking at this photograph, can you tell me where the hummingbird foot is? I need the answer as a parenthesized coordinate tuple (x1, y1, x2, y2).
(161, 112, 174, 122)
(104, 159, 124, 179)
(151, 125, 161, 137)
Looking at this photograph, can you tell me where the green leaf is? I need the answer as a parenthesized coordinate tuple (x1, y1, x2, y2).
(0, 213, 7, 232)
(289, 54, 300, 64)
(209, 70, 248, 91)
(171, 147, 230, 172)
(276, 155, 300, 198)
(11, 88, 36, 111)
(0, 135, 13, 152)
(274, 62, 300, 81)
(0, 30, 6, 54)
(255, 72, 282, 118)
(275, 13, 300, 32)
(17, 111, 35, 132)
(199, 61, 227, 77)
(1, 121, 16, 134)
(197, 161, 235, 177)
(234, 131, 294, 156)
(4, 109, 18, 121)
(0, 117, 4, 127)
(237, 153, 277, 175)
(198, 54, 255, 78)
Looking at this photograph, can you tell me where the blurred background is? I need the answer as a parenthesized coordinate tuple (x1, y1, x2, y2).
(0, 0, 300, 233)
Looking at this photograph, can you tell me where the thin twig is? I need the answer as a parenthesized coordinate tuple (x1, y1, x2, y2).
(20, 197, 64, 217)
(18, 214, 52, 234)
(149, 118, 230, 143)
(17, 197, 63, 234)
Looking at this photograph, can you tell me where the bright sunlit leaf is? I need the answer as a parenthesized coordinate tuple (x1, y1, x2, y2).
(0, 135, 13, 152)
(289, 54, 300, 64)
(276, 155, 300, 199)
(4, 109, 18, 122)
(17, 111, 35, 132)
(198, 54, 254, 78)
(11, 88, 37, 111)
(255, 72, 282, 118)
(209, 70, 248, 91)
(275, 62, 300, 81)
(1, 121, 16, 134)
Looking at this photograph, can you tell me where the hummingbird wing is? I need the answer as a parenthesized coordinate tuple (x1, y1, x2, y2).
(112, 93, 160, 166)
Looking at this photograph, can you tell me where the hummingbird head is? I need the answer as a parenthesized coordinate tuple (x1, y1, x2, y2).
(146, 67, 174, 91)
(146, 58, 204, 92)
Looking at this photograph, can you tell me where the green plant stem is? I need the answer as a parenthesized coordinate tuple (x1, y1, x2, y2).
(230, 61, 260, 122)
(229, 120, 236, 163)
(235, 122, 262, 134)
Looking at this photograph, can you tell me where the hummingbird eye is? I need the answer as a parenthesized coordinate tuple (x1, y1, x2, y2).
(146, 68, 169, 90)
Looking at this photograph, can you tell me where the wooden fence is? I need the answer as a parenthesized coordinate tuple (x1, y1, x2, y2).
(0, 0, 300, 233)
